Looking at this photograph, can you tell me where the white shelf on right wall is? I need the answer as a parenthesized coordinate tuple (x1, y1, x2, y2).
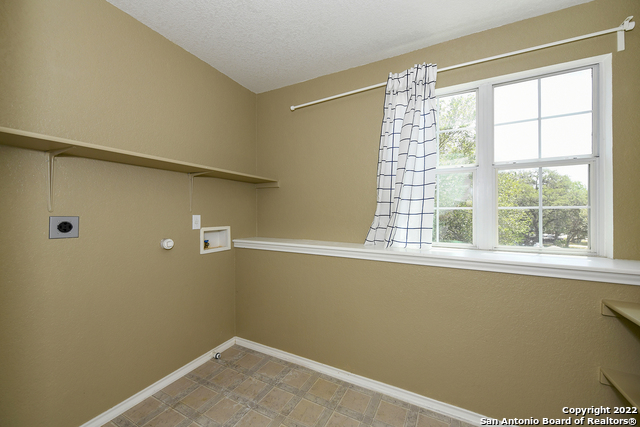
(200, 226, 231, 254)
(600, 299, 640, 407)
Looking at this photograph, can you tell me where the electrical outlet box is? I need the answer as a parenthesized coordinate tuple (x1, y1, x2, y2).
(49, 216, 79, 239)
(192, 215, 201, 230)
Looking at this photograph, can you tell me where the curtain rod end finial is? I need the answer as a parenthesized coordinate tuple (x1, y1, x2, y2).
(623, 16, 635, 31)
(290, 106, 296, 111)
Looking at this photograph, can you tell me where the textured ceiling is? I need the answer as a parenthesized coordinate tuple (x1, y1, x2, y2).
(106, 0, 592, 93)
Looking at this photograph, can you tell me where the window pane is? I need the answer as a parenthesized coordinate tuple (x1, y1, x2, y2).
(434, 172, 473, 245)
(436, 209, 473, 244)
(542, 208, 589, 249)
(494, 121, 538, 162)
(438, 92, 476, 131)
(541, 69, 592, 117)
(435, 173, 473, 207)
(439, 129, 476, 166)
(497, 169, 538, 208)
(542, 165, 589, 207)
(494, 80, 538, 124)
(498, 209, 538, 247)
(437, 92, 476, 166)
(541, 113, 592, 158)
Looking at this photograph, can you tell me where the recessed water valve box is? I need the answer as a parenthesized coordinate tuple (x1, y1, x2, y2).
(200, 226, 231, 254)
(49, 216, 79, 239)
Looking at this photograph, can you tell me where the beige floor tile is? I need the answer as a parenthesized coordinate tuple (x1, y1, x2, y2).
(375, 401, 407, 427)
(234, 377, 268, 399)
(308, 378, 339, 401)
(161, 377, 196, 397)
(288, 399, 325, 426)
(418, 414, 450, 427)
(256, 361, 285, 378)
(142, 408, 186, 427)
(339, 389, 371, 414)
(210, 368, 245, 388)
(124, 397, 163, 423)
(235, 410, 272, 427)
(191, 361, 220, 378)
(181, 386, 218, 409)
(204, 397, 244, 424)
(236, 353, 263, 369)
(259, 388, 294, 412)
(325, 412, 360, 427)
(281, 369, 311, 389)
(222, 347, 242, 359)
(110, 348, 459, 427)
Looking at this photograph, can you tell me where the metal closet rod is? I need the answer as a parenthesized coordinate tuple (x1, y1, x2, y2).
(290, 16, 635, 112)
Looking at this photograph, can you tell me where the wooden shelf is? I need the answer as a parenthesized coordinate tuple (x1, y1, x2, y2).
(0, 126, 278, 185)
(602, 299, 640, 327)
(600, 367, 640, 408)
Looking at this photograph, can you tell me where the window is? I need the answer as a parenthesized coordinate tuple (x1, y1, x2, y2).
(433, 56, 612, 256)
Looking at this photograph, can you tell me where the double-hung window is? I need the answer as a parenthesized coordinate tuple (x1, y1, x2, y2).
(432, 55, 612, 256)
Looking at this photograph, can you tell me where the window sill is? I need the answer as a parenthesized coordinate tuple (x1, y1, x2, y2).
(232, 237, 640, 286)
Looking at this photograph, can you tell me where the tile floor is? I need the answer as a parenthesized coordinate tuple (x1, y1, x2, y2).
(103, 345, 473, 427)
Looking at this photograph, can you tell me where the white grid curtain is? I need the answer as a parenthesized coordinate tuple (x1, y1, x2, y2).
(365, 63, 438, 249)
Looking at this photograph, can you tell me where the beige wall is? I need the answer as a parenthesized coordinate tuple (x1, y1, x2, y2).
(236, 250, 640, 418)
(244, 0, 640, 419)
(0, 0, 257, 426)
(0, 0, 257, 172)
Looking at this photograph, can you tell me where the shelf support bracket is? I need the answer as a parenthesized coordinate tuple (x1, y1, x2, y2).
(47, 147, 73, 212)
(599, 368, 612, 385)
(601, 300, 616, 317)
(188, 172, 208, 212)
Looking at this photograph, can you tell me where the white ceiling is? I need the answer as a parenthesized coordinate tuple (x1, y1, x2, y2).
(106, 0, 592, 93)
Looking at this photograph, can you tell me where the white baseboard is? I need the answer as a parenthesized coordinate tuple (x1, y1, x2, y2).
(79, 337, 236, 427)
(80, 336, 484, 426)
(235, 337, 485, 426)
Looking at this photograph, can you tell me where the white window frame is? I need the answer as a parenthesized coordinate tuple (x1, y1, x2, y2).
(433, 54, 613, 258)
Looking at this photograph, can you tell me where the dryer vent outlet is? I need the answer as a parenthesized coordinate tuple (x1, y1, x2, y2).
(49, 216, 79, 239)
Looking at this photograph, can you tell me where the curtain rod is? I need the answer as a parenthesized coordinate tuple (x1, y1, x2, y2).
(290, 16, 635, 111)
